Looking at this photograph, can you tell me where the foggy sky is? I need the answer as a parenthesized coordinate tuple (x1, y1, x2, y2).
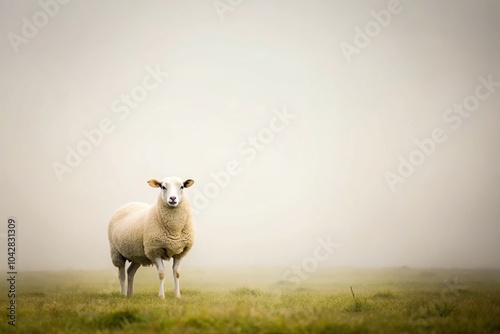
(1, 0, 499, 271)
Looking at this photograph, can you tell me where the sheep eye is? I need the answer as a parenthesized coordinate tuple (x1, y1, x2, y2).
(161, 185, 166, 190)
(180, 186, 184, 190)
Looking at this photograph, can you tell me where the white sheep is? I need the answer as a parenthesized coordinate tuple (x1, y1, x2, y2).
(108, 176, 195, 299)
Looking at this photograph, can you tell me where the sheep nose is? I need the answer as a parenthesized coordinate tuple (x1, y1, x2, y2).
(170, 196, 176, 201)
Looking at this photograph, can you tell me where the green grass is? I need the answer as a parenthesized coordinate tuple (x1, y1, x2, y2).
(1, 267, 500, 333)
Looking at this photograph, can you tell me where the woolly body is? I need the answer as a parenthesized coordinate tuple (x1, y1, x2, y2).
(108, 198, 193, 266)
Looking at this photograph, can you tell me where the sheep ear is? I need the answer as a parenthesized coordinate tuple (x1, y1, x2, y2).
(183, 179, 194, 188)
(147, 179, 161, 188)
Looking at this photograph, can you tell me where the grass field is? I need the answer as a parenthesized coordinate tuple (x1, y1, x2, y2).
(1, 267, 500, 333)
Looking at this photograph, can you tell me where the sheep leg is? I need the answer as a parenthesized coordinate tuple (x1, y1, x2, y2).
(154, 258, 166, 299)
(172, 257, 181, 298)
(118, 265, 126, 296)
(126, 262, 141, 297)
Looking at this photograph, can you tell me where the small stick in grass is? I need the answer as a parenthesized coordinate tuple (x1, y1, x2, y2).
(350, 286, 356, 301)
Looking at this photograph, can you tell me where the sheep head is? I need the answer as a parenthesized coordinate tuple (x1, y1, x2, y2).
(148, 177, 194, 207)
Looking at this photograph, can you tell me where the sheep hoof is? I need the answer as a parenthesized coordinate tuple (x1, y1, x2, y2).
(158, 294, 165, 299)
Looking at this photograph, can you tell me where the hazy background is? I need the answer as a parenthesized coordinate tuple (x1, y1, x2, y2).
(1, 0, 499, 272)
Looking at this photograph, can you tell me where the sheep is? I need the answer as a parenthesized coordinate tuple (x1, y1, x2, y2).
(108, 176, 195, 299)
